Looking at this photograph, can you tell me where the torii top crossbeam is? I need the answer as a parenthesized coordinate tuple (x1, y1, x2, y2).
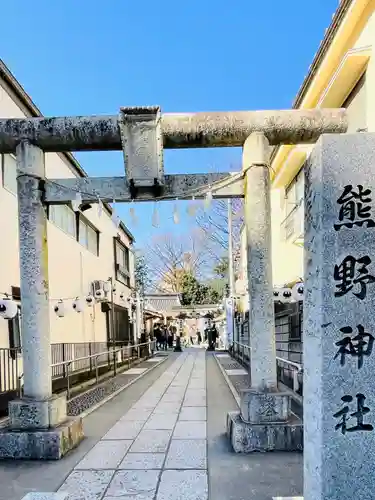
(0, 108, 346, 153)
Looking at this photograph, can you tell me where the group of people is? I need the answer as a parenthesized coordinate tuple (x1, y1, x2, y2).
(153, 324, 175, 351)
(187, 322, 219, 350)
(152, 321, 219, 351)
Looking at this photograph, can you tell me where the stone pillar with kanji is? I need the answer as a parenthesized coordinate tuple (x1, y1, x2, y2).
(304, 133, 375, 500)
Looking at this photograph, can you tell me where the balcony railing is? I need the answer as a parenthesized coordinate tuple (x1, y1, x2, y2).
(0, 340, 155, 403)
(231, 341, 303, 397)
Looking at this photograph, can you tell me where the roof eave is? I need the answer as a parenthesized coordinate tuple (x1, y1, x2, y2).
(270, 0, 354, 163)
(0, 59, 134, 243)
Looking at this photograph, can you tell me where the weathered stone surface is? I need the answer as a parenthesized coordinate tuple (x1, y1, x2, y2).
(227, 411, 303, 453)
(243, 133, 277, 392)
(0, 416, 84, 460)
(105, 470, 160, 498)
(304, 133, 375, 500)
(9, 394, 67, 430)
(21, 494, 67, 500)
(240, 389, 291, 424)
(165, 439, 206, 469)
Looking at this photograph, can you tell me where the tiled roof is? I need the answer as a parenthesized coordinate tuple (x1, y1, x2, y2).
(144, 294, 181, 314)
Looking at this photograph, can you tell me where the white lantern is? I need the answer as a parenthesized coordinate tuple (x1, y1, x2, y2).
(54, 300, 65, 318)
(0, 298, 18, 320)
(280, 288, 292, 303)
(95, 289, 105, 300)
(72, 298, 84, 313)
(85, 294, 95, 307)
(292, 282, 304, 302)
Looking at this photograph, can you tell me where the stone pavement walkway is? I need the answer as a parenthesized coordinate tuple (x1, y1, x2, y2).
(0, 349, 302, 500)
(58, 351, 207, 500)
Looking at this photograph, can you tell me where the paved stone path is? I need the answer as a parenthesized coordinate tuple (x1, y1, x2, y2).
(0, 350, 302, 500)
(58, 352, 207, 500)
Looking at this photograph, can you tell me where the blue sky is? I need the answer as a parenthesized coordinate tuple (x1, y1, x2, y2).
(1, 0, 338, 248)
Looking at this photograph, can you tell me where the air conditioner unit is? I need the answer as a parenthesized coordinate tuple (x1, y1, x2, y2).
(91, 280, 108, 302)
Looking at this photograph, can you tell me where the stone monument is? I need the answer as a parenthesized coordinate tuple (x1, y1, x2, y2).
(304, 133, 375, 499)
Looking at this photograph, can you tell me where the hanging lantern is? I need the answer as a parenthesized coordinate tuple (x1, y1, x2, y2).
(280, 288, 292, 303)
(94, 289, 105, 300)
(54, 300, 65, 318)
(292, 282, 304, 302)
(85, 294, 95, 307)
(0, 297, 18, 320)
(72, 298, 84, 313)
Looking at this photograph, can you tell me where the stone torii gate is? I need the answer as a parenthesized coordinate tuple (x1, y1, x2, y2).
(0, 107, 346, 464)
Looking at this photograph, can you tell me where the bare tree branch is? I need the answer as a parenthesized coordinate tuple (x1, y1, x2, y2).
(144, 232, 213, 293)
(196, 198, 244, 254)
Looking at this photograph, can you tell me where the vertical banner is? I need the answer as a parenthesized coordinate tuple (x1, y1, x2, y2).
(225, 298, 234, 349)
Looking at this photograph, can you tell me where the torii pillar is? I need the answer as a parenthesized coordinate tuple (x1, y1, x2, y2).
(226, 132, 303, 453)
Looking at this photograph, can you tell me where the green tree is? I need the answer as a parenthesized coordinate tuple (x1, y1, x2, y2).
(181, 272, 221, 306)
(213, 257, 229, 278)
(199, 284, 221, 305)
(180, 273, 202, 306)
(134, 252, 150, 293)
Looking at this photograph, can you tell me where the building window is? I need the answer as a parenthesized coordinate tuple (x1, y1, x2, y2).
(285, 168, 304, 219)
(78, 216, 99, 255)
(114, 238, 130, 287)
(2, 154, 18, 194)
(281, 168, 304, 243)
(49, 204, 77, 239)
(49, 205, 99, 255)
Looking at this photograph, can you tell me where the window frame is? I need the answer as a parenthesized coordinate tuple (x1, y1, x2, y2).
(113, 237, 130, 287)
(49, 204, 78, 240)
(284, 168, 304, 219)
(1, 153, 18, 195)
(48, 204, 100, 256)
(77, 213, 100, 256)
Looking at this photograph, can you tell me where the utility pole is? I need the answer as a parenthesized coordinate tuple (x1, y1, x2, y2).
(228, 199, 235, 296)
(108, 276, 116, 349)
(226, 199, 235, 349)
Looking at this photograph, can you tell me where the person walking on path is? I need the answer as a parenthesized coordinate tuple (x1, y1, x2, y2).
(197, 331, 202, 345)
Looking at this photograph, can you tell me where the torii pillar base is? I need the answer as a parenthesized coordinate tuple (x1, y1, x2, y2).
(0, 394, 84, 460)
(227, 389, 303, 452)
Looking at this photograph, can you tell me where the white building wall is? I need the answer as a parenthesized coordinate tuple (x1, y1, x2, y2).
(0, 76, 134, 348)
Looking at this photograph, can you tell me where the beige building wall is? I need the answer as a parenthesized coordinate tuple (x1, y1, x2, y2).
(270, 8, 375, 289)
(0, 73, 135, 349)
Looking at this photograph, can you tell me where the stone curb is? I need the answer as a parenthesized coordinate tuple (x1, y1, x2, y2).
(213, 354, 240, 408)
(80, 355, 169, 419)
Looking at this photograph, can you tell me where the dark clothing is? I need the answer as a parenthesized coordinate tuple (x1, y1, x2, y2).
(207, 326, 218, 351)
